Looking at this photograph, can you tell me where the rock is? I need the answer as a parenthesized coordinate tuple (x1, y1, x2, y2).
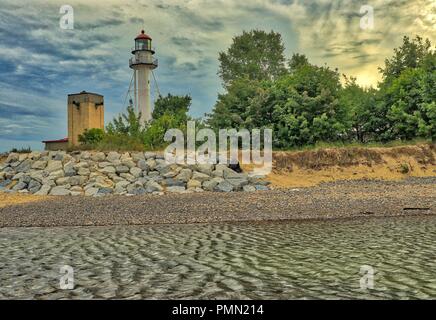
(0, 179, 12, 189)
(98, 162, 112, 168)
(106, 152, 120, 162)
(85, 187, 99, 197)
(70, 186, 83, 193)
(32, 160, 47, 170)
(131, 152, 145, 162)
(0, 172, 5, 181)
(28, 151, 42, 161)
(137, 160, 149, 171)
(187, 179, 202, 189)
(68, 176, 85, 186)
(77, 167, 91, 176)
(18, 154, 29, 162)
(118, 173, 134, 182)
(192, 172, 210, 182)
(223, 169, 247, 180)
(176, 169, 192, 182)
(100, 166, 116, 175)
(55, 177, 70, 186)
(202, 178, 223, 191)
(146, 159, 157, 170)
(16, 159, 32, 172)
(130, 187, 146, 195)
(6, 153, 19, 163)
(214, 180, 234, 192)
(163, 171, 178, 178)
(91, 152, 106, 162)
(12, 172, 25, 181)
(28, 180, 42, 193)
(45, 160, 63, 173)
(161, 179, 185, 187)
(116, 165, 130, 174)
(211, 169, 224, 178)
(34, 184, 51, 196)
(97, 188, 113, 195)
(195, 164, 214, 175)
(254, 185, 269, 191)
(49, 170, 65, 180)
(64, 162, 77, 177)
(122, 160, 136, 169)
(130, 167, 142, 178)
(144, 152, 157, 159)
(41, 178, 56, 187)
(227, 178, 249, 190)
(167, 186, 186, 193)
(243, 185, 256, 192)
(145, 181, 163, 193)
(13, 181, 27, 191)
(80, 151, 91, 160)
(50, 186, 71, 196)
(53, 152, 66, 161)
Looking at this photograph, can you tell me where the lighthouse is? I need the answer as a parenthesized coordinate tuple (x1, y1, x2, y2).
(129, 30, 158, 124)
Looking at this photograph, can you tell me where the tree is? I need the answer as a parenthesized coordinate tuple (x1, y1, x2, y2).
(218, 30, 287, 87)
(379, 36, 433, 82)
(288, 53, 309, 72)
(106, 105, 145, 138)
(78, 128, 104, 145)
(152, 94, 191, 120)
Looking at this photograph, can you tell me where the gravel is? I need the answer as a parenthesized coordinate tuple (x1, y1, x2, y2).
(0, 177, 434, 228)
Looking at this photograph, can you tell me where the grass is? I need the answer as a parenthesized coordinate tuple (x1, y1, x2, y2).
(9, 146, 32, 154)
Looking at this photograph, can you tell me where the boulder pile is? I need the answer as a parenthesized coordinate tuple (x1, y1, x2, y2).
(0, 151, 271, 196)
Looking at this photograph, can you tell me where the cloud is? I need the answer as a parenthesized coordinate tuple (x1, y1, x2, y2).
(0, 0, 434, 151)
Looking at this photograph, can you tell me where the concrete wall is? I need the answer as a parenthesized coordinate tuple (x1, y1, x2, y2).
(44, 141, 69, 151)
(67, 92, 104, 147)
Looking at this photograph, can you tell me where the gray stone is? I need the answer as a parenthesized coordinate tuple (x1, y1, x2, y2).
(227, 178, 249, 190)
(122, 160, 136, 169)
(16, 159, 32, 172)
(131, 152, 145, 162)
(53, 152, 66, 161)
(145, 181, 163, 193)
(115, 180, 130, 189)
(0, 179, 12, 189)
(98, 162, 112, 168)
(13, 181, 27, 191)
(50, 186, 71, 196)
(137, 160, 149, 171)
(130, 167, 142, 178)
(214, 180, 234, 192)
(32, 160, 47, 170)
(187, 179, 202, 189)
(19, 175, 32, 184)
(6, 153, 19, 163)
(130, 187, 146, 195)
(77, 167, 91, 176)
(97, 188, 113, 195)
(116, 165, 130, 174)
(161, 179, 185, 187)
(100, 166, 116, 174)
(68, 176, 84, 186)
(91, 152, 106, 162)
(12, 172, 24, 181)
(144, 152, 157, 159)
(167, 186, 186, 193)
(192, 171, 210, 182)
(202, 178, 223, 191)
(120, 173, 136, 182)
(46, 160, 63, 173)
(243, 185, 256, 192)
(195, 164, 214, 175)
(34, 184, 51, 196)
(176, 169, 192, 182)
(254, 185, 269, 191)
(28, 180, 42, 193)
(56, 177, 70, 186)
(49, 170, 65, 180)
(147, 171, 160, 178)
(106, 152, 120, 162)
(85, 187, 99, 197)
(64, 162, 77, 177)
(146, 159, 157, 170)
(223, 169, 247, 180)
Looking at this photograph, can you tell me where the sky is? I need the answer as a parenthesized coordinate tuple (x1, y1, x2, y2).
(0, 0, 434, 152)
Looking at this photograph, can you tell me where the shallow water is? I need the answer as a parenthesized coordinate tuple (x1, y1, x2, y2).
(0, 216, 435, 299)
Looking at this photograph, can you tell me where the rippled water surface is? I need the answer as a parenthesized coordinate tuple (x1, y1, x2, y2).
(0, 216, 435, 299)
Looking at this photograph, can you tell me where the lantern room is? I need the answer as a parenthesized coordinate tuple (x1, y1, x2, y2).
(134, 30, 153, 52)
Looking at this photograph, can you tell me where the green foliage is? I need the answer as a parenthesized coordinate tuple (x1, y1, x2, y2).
(152, 94, 191, 120)
(106, 105, 145, 138)
(78, 128, 104, 145)
(208, 31, 436, 148)
(218, 30, 287, 87)
(9, 146, 31, 154)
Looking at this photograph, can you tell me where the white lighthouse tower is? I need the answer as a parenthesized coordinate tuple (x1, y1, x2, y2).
(129, 30, 158, 124)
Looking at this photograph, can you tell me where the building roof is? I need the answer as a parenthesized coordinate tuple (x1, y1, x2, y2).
(42, 138, 69, 143)
(68, 91, 104, 97)
(135, 30, 152, 41)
